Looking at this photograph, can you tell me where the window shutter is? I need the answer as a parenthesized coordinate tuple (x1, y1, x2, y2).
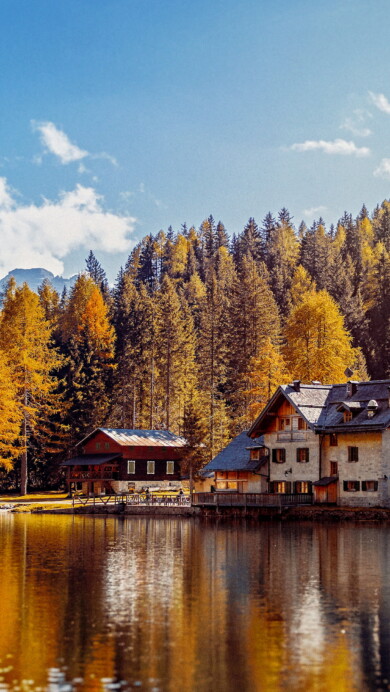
(343, 481, 348, 491)
(374, 481, 378, 491)
(296, 449, 299, 463)
(285, 481, 292, 493)
(362, 481, 366, 491)
(307, 481, 312, 494)
(355, 481, 360, 491)
(272, 449, 277, 463)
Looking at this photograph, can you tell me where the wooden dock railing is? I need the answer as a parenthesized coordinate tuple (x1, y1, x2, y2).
(72, 493, 191, 508)
(191, 492, 313, 508)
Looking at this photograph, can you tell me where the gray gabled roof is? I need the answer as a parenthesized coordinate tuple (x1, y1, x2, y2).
(249, 380, 390, 436)
(202, 431, 265, 472)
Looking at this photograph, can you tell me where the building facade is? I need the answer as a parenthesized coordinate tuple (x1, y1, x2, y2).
(248, 380, 390, 507)
(62, 428, 188, 495)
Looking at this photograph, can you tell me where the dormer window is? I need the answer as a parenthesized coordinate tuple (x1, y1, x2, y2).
(366, 400, 379, 419)
(250, 449, 260, 460)
(344, 411, 352, 423)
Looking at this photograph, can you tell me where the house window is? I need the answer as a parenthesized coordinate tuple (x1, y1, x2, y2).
(362, 481, 378, 492)
(272, 448, 286, 463)
(330, 461, 338, 476)
(166, 461, 175, 474)
(343, 480, 360, 492)
(348, 446, 359, 462)
(147, 461, 155, 475)
(297, 417, 307, 430)
(344, 411, 352, 423)
(127, 460, 136, 474)
(330, 434, 338, 446)
(295, 481, 311, 494)
(296, 448, 309, 463)
(96, 442, 101, 450)
(271, 481, 290, 493)
(105, 442, 110, 450)
(279, 418, 290, 431)
(250, 449, 260, 460)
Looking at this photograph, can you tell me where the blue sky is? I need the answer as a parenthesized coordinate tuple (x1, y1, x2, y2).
(1, 0, 390, 281)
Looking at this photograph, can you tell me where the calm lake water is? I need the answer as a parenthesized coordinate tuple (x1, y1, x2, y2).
(0, 515, 390, 692)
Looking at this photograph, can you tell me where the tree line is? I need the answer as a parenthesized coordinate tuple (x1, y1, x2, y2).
(2, 200, 390, 491)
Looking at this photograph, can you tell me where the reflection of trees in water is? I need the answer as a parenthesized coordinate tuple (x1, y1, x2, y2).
(1, 516, 390, 690)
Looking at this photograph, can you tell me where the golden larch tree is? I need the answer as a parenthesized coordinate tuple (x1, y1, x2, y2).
(283, 289, 359, 384)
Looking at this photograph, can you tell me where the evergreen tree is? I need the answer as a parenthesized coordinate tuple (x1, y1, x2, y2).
(156, 276, 197, 432)
(61, 275, 115, 440)
(228, 256, 281, 427)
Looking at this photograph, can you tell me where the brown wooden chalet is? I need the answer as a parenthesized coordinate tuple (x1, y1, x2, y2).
(62, 428, 188, 495)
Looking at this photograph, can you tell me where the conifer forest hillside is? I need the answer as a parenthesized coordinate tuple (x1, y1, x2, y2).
(1, 202, 390, 489)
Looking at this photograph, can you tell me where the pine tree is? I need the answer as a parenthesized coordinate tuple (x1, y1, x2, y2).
(61, 275, 115, 439)
(228, 256, 281, 427)
(156, 276, 197, 432)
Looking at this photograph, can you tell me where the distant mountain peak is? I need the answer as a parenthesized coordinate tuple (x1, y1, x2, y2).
(0, 268, 78, 294)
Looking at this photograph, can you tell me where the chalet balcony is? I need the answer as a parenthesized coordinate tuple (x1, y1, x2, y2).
(277, 431, 307, 442)
(69, 466, 119, 480)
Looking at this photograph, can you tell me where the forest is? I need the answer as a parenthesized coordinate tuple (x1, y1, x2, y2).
(1, 200, 390, 491)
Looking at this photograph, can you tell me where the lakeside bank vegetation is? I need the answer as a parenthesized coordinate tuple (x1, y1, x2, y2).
(1, 201, 390, 491)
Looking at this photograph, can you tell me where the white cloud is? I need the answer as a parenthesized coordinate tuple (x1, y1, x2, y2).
(31, 120, 118, 167)
(369, 91, 390, 114)
(290, 138, 370, 157)
(32, 121, 88, 164)
(341, 110, 372, 137)
(0, 178, 136, 276)
(303, 206, 327, 219)
(374, 158, 390, 179)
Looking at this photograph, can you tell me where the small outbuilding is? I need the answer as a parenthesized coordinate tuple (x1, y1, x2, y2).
(200, 431, 267, 492)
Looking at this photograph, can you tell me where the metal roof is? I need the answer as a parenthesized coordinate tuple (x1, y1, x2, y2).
(61, 454, 121, 467)
(202, 431, 265, 472)
(77, 428, 188, 448)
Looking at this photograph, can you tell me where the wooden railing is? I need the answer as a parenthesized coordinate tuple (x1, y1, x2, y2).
(72, 493, 191, 508)
(191, 492, 313, 508)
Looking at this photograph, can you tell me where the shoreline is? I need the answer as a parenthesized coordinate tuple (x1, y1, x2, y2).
(28, 504, 390, 521)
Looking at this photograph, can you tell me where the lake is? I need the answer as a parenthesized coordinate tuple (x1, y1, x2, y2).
(0, 514, 389, 691)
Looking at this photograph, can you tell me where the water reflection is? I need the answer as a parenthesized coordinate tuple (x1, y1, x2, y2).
(1, 515, 390, 690)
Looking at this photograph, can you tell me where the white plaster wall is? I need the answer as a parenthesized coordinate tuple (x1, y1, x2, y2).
(264, 430, 320, 488)
(323, 432, 383, 507)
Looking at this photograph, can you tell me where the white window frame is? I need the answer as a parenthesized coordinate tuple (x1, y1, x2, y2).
(147, 460, 155, 475)
(166, 461, 175, 475)
(127, 460, 136, 475)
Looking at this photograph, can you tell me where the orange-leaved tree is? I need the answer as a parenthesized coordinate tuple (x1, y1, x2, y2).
(283, 289, 365, 384)
(0, 280, 64, 494)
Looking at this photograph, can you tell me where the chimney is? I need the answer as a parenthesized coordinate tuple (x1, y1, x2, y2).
(346, 381, 358, 397)
(292, 380, 301, 392)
